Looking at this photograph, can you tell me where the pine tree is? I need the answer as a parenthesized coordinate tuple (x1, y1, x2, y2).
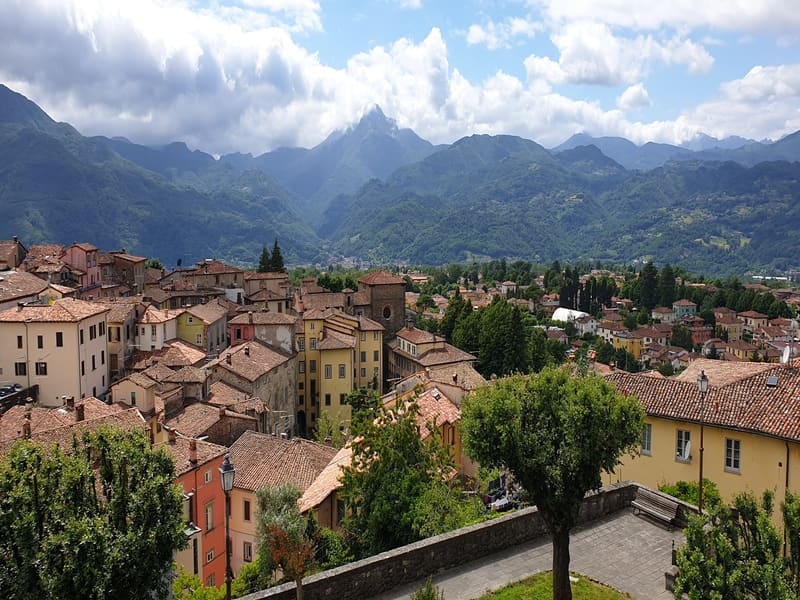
(270, 239, 285, 272)
(257, 246, 271, 273)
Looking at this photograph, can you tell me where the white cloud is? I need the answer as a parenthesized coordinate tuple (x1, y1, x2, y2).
(531, 0, 800, 36)
(395, 0, 422, 8)
(617, 83, 651, 110)
(465, 17, 540, 50)
(524, 22, 713, 86)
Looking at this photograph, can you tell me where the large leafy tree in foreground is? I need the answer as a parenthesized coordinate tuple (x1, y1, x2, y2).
(460, 367, 644, 600)
(0, 427, 185, 600)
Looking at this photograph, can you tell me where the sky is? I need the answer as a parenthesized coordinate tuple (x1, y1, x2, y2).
(1, 0, 799, 156)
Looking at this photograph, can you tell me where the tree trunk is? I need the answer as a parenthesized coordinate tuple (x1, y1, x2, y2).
(552, 527, 572, 600)
(295, 578, 304, 600)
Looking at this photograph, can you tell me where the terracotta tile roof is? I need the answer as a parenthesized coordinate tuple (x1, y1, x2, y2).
(318, 329, 355, 350)
(299, 292, 346, 312)
(739, 310, 768, 319)
(0, 297, 109, 322)
(398, 326, 440, 344)
(673, 299, 697, 307)
(356, 314, 384, 331)
(191, 259, 242, 274)
(166, 403, 244, 438)
(358, 271, 404, 285)
(608, 363, 800, 442)
(144, 288, 170, 304)
(159, 436, 228, 475)
(0, 270, 48, 303)
(716, 315, 741, 325)
(210, 340, 292, 381)
(302, 308, 326, 320)
(184, 301, 228, 324)
(70, 242, 97, 252)
(165, 366, 208, 384)
(760, 326, 789, 338)
(424, 363, 487, 390)
(727, 339, 758, 351)
(402, 386, 461, 439)
(392, 344, 476, 367)
(131, 339, 207, 370)
(229, 310, 297, 326)
(652, 307, 673, 314)
(349, 291, 371, 307)
(228, 430, 337, 492)
(110, 252, 146, 263)
(298, 445, 352, 513)
(141, 362, 180, 383)
(674, 358, 774, 386)
(207, 380, 252, 406)
(99, 299, 140, 323)
(126, 372, 159, 389)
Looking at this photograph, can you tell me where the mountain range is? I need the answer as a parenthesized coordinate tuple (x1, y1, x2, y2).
(2, 83, 800, 276)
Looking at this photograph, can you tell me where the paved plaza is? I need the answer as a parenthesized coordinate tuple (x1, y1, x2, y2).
(371, 510, 683, 600)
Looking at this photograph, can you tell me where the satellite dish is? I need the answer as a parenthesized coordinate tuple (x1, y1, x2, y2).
(684, 440, 692, 460)
(782, 345, 791, 365)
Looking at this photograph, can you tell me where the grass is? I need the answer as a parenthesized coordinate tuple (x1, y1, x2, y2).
(473, 571, 631, 600)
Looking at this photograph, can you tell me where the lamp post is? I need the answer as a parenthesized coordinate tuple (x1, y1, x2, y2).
(697, 370, 708, 513)
(219, 453, 236, 600)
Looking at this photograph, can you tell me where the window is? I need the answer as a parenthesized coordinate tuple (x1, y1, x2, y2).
(383, 306, 391, 319)
(310, 360, 316, 373)
(35, 362, 47, 376)
(360, 331, 366, 341)
(310, 337, 317, 350)
(204, 470, 213, 484)
(324, 393, 331, 405)
(244, 500, 251, 521)
(310, 322, 315, 330)
(37, 335, 43, 349)
(99, 322, 105, 336)
(641, 423, 652, 455)
(243, 541, 253, 562)
(725, 439, 741, 472)
(55, 332, 63, 347)
(205, 503, 213, 531)
(360, 368, 366, 378)
(14, 362, 26, 376)
(89, 325, 97, 340)
(299, 361, 305, 374)
(374, 331, 379, 340)
(360, 351, 366, 363)
(373, 350, 379, 362)
(235, 327, 242, 340)
(324, 364, 332, 379)
(109, 326, 120, 342)
(91, 355, 96, 371)
(196, 334, 202, 345)
(676, 429, 691, 461)
(130, 391, 136, 406)
(101, 350, 105, 365)
(206, 549, 214, 564)
(188, 316, 193, 324)
(299, 394, 304, 405)
(373, 367, 379, 377)
(340, 393, 346, 405)
(205, 574, 215, 587)
(298, 337, 305, 351)
(81, 361, 85, 376)
(16, 335, 22, 349)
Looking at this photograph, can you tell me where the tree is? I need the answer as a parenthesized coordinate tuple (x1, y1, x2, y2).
(266, 524, 315, 600)
(257, 246, 271, 273)
(145, 257, 164, 270)
(339, 398, 454, 556)
(440, 291, 466, 342)
(658, 264, 677, 307)
(639, 262, 659, 310)
(460, 368, 644, 600)
(658, 479, 721, 510)
(270, 239, 285, 272)
(674, 491, 796, 599)
(671, 323, 693, 351)
(0, 427, 185, 600)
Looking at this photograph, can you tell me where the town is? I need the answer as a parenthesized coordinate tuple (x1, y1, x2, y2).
(2, 236, 800, 600)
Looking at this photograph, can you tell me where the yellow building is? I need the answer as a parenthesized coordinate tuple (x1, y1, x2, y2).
(226, 431, 336, 575)
(603, 361, 800, 524)
(295, 308, 383, 434)
(611, 330, 644, 361)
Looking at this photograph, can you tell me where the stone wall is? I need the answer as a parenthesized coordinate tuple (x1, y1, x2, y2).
(240, 481, 642, 600)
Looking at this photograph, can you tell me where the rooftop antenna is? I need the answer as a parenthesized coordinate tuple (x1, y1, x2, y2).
(781, 344, 791, 367)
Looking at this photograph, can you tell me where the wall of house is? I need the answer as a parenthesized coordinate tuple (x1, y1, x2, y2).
(356, 331, 383, 390)
(603, 416, 800, 526)
(254, 323, 295, 354)
(229, 488, 258, 575)
(178, 314, 207, 349)
(318, 347, 354, 425)
(240, 482, 646, 600)
(110, 378, 156, 414)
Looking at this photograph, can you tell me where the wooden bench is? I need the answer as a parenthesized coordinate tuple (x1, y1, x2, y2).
(631, 488, 679, 529)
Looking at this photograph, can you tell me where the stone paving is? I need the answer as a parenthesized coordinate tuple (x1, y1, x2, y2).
(370, 510, 683, 600)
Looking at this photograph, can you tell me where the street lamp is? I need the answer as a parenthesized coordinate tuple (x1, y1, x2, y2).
(219, 453, 236, 600)
(697, 370, 708, 513)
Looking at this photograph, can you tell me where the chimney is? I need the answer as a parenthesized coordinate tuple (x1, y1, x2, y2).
(244, 346, 250, 357)
(17, 302, 24, 312)
(452, 373, 458, 384)
(226, 354, 232, 365)
(66, 396, 75, 410)
(168, 427, 176, 444)
(75, 403, 85, 422)
(248, 311, 253, 323)
(23, 414, 31, 439)
(13, 235, 18, 243)
(189, 438, 197, 465)
(218, 406, 226, 417)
